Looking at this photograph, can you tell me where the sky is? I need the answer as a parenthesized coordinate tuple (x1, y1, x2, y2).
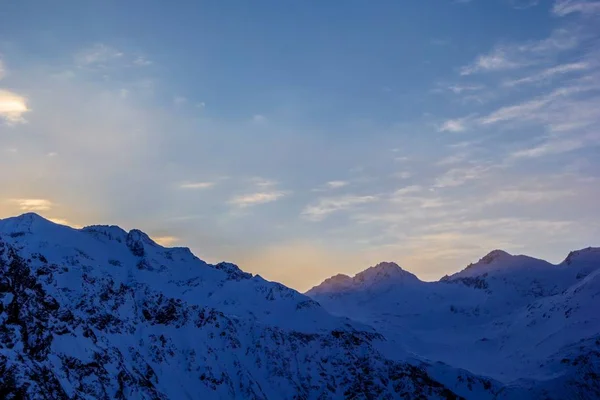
(1, 0, 599, 292)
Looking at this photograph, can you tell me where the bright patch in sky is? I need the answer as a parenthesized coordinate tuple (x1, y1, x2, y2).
(0, 0, 599, 291)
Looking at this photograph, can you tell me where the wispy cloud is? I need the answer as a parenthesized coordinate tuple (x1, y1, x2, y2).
(302, 195, 378, 221)
(461, 49, 524, 75)
(438, 117, 470, 132)
(503, 62, 590, 87)
(0, 89, 29, 124)
(132, 56, 153, 66)
(434, 165, 490, 188)
(447, 84, 485, 94)
(249, 177, 278, 187)
(179, 182, 215, 189)
(460, 28, 579, 75)
(480, 82, 600, 125)
(391, 185, 422, 197)
(10, 199, 54, 211)
(229, 191, 288, 207)
(510, 135, 597, 158)
(553, 0, 600, 16)
(510, 0, 541, 9)
(74, 44, 123, 67)
(484, 188, 573, 204)
(326, 180, 348, 189)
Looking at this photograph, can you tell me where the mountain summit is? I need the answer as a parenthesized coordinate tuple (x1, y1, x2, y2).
(307, 261, 420, 296)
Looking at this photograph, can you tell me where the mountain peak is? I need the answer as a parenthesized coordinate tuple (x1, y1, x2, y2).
(0, 212, 60, 235)
(308, 261, 420, 296)
(355, 261, 419, 284)
(562, 247, 600, 266)
(479, 249, 512, 265)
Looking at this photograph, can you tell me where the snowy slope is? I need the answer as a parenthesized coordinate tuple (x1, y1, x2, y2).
(0, 213, 507, 400)
(308, 248, 600, 398)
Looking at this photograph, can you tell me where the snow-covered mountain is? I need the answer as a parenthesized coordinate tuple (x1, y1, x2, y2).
(308, 248, 600, 399)
(0, 213, 508, 400)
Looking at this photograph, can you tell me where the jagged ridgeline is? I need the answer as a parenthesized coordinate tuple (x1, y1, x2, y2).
(308, 249, 600, 399)
(0, 213, 501, 400)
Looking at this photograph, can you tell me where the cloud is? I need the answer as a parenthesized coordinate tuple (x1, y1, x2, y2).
(153, 236, 179, 246)
(553, 0, 600, 16)
(250, 177, 277, 187)
(510, 0, 541, 9)
(447, 84, 485, 94)
(434, 165, 490, 188)
(484, 188, 573, 204)
(302, 195, 378, 221)
(0, 89, 29, 124)
(391, 185, 422, 197)
(503, 62, 590, 87)
(326, 180, 348, 189)
(436, 153, 469, 166)
(438, 118, 469, 132)
(510, 136, 593, 158)
(133, 56, 153, 66)
(461, 49, 524, 75)
(74, 44, 123, 67)
(480, 97, 549, 125)
(0, 59, 5, 80)
(480, 82, 599, 125)
(460, 29, 579, 75)
(229, 191, 287, 207)
(10, 199, 54, 211)
(179, 182, 215, 189)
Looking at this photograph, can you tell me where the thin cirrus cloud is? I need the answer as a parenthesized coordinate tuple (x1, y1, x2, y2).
(326, 180, 349, 189)
(74, 43, 124, 67)
(553, 0, 600, 16)
(10, 199, 54, 211)
(302, 195, 379, 221)
(484, 188, 573, 204)
(460, 28, 580, 75)
(510, 137, 593, 158)
(229, 191, 288, 207)
(503, 62, 591, 87)
(434, 165, 491, 188)
(179, 182, 215, 189)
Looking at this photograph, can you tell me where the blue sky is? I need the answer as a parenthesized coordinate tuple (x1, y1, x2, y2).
(1, 0, 599, 291)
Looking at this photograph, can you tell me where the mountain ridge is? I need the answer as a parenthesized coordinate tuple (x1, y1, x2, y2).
(0, 212, 509, 399)
(308, 247, 597, 296)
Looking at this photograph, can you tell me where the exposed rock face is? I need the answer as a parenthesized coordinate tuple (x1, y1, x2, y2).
(0, 214, 493, 400)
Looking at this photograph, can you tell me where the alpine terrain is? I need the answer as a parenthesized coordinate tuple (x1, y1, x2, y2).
(308, 249, 600, 399)
(0, 213, 504, 400)
(0, 213, 597, 399)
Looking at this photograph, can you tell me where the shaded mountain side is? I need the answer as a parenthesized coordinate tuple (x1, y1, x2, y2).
(307, 246, 600, 396)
